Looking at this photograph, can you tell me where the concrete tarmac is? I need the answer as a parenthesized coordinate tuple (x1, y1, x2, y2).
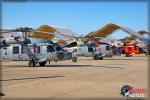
(0, 54, 149, 99)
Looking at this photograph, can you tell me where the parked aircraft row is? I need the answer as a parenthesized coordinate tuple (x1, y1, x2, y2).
(0, 23, 149, 67)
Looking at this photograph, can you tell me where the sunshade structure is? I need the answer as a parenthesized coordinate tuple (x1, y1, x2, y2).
(29, 25, 55, 40)
(0, 25, 78, 46)
(85, 23, 119, 37)
(85, 23, 145, 41)
(30, 25, 78, 46)
(51, 26, 78, 37)
(29, 25, 78, 40)
(123, 30, 147, 41)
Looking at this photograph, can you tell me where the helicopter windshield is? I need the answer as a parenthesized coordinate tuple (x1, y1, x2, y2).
(47, 45, 55, 52)
(106, 46, 110, 50)
(56, 46, 63, 51)
(88, 47, 94, 52)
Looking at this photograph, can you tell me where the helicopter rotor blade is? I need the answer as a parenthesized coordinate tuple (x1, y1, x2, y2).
(0, 27, 35, 34)
(0, 29, 18, 34)
(28, 30, 55, 40)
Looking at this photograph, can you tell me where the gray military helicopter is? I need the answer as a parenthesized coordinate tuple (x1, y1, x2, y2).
(0, 27, 77, 67)
(62, 35, 113, 60)
(68, 25, 143, 60)
(61, 23, 150, 60)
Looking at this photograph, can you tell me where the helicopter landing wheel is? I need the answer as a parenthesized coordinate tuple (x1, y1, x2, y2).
(28, 61, 36, 67)
(39, 61, 47, 66)
(126, 54, 132, 57)
(99, 57, 103, 60)
(0, 92, 5, 96)
(72, 57, 77, 62)
(93, 55, 99, 60)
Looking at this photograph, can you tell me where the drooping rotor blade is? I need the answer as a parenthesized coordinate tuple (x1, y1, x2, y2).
(84, 23, 145, 39)
(0, 27, 55, 40)
(85, 23, 119, 37)
(31, 25, 82, 42)
(138, 30, 150, 34)
(28, 30, 55, 40)
(84, 23, 150, 44)
(0, 26, 73, 41)
(124, 36, 136, 41)
(0, 29, 17, 33)
(0, 27, 34, 34)
(27, 25, 56, 40)
(37, 25, 56, 33)
(64, 41, 77, 48)
(55, 37, 77, 47)
(34, 24, 77, 41)
(121, 30, 149, 42)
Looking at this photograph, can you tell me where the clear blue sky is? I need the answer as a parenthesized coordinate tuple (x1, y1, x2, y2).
(2, 1, 148, 39)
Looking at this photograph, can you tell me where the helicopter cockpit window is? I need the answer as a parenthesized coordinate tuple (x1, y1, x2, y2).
(37, 46, 40, 53)
(74, 49, 77, 52)
(56, 46, 62, 51)
(106, 46, 110, 50)
(88, 47, 93, 52)
(47, 45, 55, 52)
(13, 46, 19, 54)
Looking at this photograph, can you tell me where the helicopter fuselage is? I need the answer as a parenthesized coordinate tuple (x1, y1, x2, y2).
(64, 42, 113, 60)
(0, 43, 73, 63)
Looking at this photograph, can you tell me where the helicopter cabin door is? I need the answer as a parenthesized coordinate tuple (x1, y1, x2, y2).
(46, 44, 56, 60)
(11, 45, 22, 60)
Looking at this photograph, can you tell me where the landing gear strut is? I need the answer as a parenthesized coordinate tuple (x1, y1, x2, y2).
(28, 61, 36, 67)
(93, 55, 103, 60)
(39, 61, 47, 66)
(125, 54, 132, 57)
